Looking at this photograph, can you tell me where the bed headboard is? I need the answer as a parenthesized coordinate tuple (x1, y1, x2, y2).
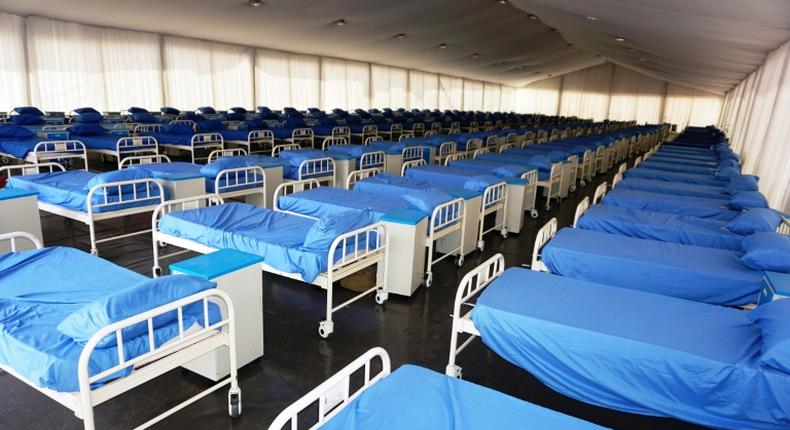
(346, 167, 383, 189)
(119, 154, 171, 168)
(593, 181, 608, 204)
(633, 155, 643, 167)
(612, 172, 623, 188)
(617, 162, 627, 174)
(321, 136, 348, 151)
(273, 178, 321, 211)
(33, 140, 88, 170)
(573, 197, 590, 228)
(208, 148, 247, 163)
(0, 231, 43, 252)
(531, 217, 557, 272)
(401, 158, 426, 176)
(272, 143, 301, 156)
(472, 147, 490, 159)
(443, 152, 467, 166)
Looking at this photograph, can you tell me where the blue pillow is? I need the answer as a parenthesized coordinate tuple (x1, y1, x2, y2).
(180, 112, 204, 121)
(302, 208, 374, 252)
(492, 164, 526, 178)
(0, 125, 35, 139)
(716, 166, 740, 179)
(229, 106, 247, 114)
(197, 106, 216, 114)
(747, 299, 790, 374)
(400, 188, 453, 213)
(67, 123, 107, 136)
(57, 275, 218, 348)
(165, 124, 194, 135)
(244, 118, 267, 129)
(726, 176, 759, 193)
(73, 107, 100, 115)
(13, 106, 45, 116)
(131, 112, 157, 123)
(161, 106, 180, 115)
(83, 168, 153, 195)
(197, 119, 224, 131)
(127, 107, 149, 114)
(10, 114, 43, 125)
(464, 175, 500, 193)
(740, 232, 790, 273)
(729, 191, 769, 210)
(726, 208, 783, 235)
(74, 112, 103, 123)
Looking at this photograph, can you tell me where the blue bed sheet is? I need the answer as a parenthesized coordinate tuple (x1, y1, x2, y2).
(448, 159, 533, 179)
(648, 155, 718, 167)
(404, 165, 500, 193)
(475, 152, 552, 180)
(277, 149, 333, 180)
(6, 171, 162, 213)
(472, 268, 788, 429)
(542, 227, 762, 305)
(76, 134, 122, 151)
(0, 247, 213, 392)
(158, 203, 328, 282)
(147, 132, 194, 147)
(625, 167, 727, 186)
(368, 140, 420, 155)
(577, 205, 742, 251)
(616, 178, 730, 200)
(602, 188, 738, 221)
(324, 364, 603, 430)
(277, 187, 409, 220)
(0, 136, 46, 158)
(640, 160, 717, 175)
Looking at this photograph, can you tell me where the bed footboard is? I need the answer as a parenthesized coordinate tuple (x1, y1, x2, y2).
(446, 253, 505, 378)
(190, 133, 225, 163)
(268, 347, 391, 430)
(573, 196, 590, 227)
(592, 181, 608, 204)
(531, 217, 557, 272)
(33, 140, 88, 169)
(401, 158, 426, 175)
(346, 167, 383, 189)
(478, 181, 508, 250)
(424, 197, 466, 287)
(0, 231, 44, 251)
(359, 150, 385, 171)
(119, 154, 171, 168)
(116, 136, 159, 168)
(208, 148, 247, 163)
(78, 289, 240, 430)
(298, 157, 335, 185)
(272, 142, 301, 156)
(402, 145, 423, 162)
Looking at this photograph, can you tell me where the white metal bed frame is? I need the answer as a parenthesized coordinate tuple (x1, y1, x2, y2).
(153, 194, 389, 338)
(530, 217, 558, 272)
(377, 123, 402, 140)
(445, 253, 506, 378)
(267, 347, 391, 430)
(593, 181, 608, 204)
(0, 232, 241, 430)
(231, 129, 275, 155)
(286, 127, 315, 148)
(538, 161, 563, 210)
(143, 120, 223, 164)
(272, 143, 336, 186)
(275, 178, 465, 288)
(465, 138, 482, 156)
(573, 196, 590, 227)
(0, 159, 165, 256)
(351, 124, 378, 143)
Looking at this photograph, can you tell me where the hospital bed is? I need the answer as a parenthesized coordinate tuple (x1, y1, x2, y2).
(268, 347, 603, 430)
(272, 145, 336, 185)
(220, 128, 275, 155)
(446, 254, 790, 430)
(274, 177, 464, 289)
(602, 187, 748, 221)
(615, 176, 734, 200)
(152, 195, 388, 338)
(2, 155, 165, 256)
(0, 232, 240, 430)
(72, 131, 160, 169)
(0, 124, 88, 167)
(139, 121, 224, 163)
(119, 150, 269, 206)
(363, 139, 425, 176)
(474, 151, 563, 210)
(402, 163, 509, 251)
(321, 137, 386, 187)
(531, 218, 769, 306)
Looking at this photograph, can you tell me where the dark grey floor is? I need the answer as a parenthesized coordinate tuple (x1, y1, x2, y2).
(0, 154, 706, 430)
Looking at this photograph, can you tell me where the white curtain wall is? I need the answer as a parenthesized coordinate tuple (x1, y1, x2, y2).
(718, 40, 790, 212)
(409, 71, 439, 110)
(0, 13, 29, 111)
(462, 80, 484, 111)
(371, 65, 408, 109)
(515, 76, 562, 115)
(320, 58, 370, 111)
(439, 75, 463, 111)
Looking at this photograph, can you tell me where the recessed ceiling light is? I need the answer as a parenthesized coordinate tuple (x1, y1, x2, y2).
(334, 19, 346, 26)
(497, 0, 508, 4)
(438, 43, 448, 49)
(471, 53, 480, 58)
(247, 0, 262, 6)
(529, 14, 539, 20)
(586, 16, 597, 20)
(395, 33, 406, 39)
(614, 36, 627, 42)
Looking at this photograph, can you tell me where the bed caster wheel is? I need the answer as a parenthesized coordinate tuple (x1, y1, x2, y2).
(158, 241, 167, 248)
(375, 289, 388, 305)
(90, 248, 98, 256)
(530, 209, 539, 219)
(456, 255, 464, 267)
(500, 229, 508, 239)
(152, 266, 163, 278)
(580, 179, 587, 187)
(318, 320, 334, 338)
(477, 240, 485, 251)
(424, 272, 433, 288)
(570, 185, 577, 192)
(445, 364, 462, 378)
(228, 389, 242, 418)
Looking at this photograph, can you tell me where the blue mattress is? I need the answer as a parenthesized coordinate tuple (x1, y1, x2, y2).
(502, 147, 567, 163)
(0, 247, 213, 392)
(270, 127, 296, 140)
(577, 205, 742, 251)
(7, 171, 162, 213)
(475, 152, 552, 180)
(324, 364, 602, 430)
(158, 203, 329, 282)
(602, 188, 738, 221)
(472, 268, 787, 429)
(404, 165, 501, 193)
(147, 132, 194, 147)
(616, 177, 730, 200)
(640, 160, 716, 175)
(129, 161, 263, 194)
(219, 129, 254, 141)
(625, 167, 727, 186)
(0, 136, 47, 158)
(368, 140, 419, 154)
(277, 149, 333, 179)
(77, 134, 122, 151)
(277, 187, 409, 220)
(542, 228, 762, 305)
(448, 159, 533, 180)
(648, 155, 718, 167)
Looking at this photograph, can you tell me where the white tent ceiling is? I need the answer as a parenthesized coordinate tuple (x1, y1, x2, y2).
(0, 0, 787, 95)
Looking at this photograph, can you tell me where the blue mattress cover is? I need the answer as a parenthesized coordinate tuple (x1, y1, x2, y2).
(277, 187, 409, 220)
(76, 134, 123, 151)
(602, 188, 738, 221)
(542, 228, 762, 305)
(616, 178, 730, 200)
(640, 160, 716, 175)
(158, 203, 328, 282)
(0, 247, 211, 392)
(219, 129, 253, 141)
(277, 149, 334, 179)
(404, 165, 501, 193)
(502, 147, 567, 163)
(577, 205, 742, 251)
(625, 167, 727, 187)
(147, 132, 194, 147)
(474, 153, 552, 180)
(648, 155, 718, 167)
(0, 136, 46, 158)
(326, 144, 390, 157)
(448, 159, 532, 179)
(368, 140, 419, 154)
(7, 171, 162, 213)
(472, 268, 788, 429)
(324, 364, 603, 430)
